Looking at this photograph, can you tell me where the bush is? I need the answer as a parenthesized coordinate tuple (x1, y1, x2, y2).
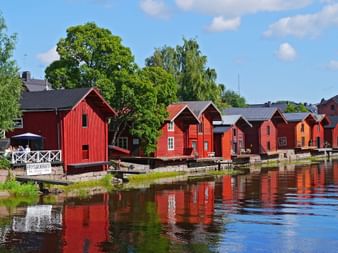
(0, 157, 10, 169)
(0, 179, 39, 197)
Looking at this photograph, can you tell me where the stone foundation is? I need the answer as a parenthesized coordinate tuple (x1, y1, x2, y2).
(66, 171, 108, 182)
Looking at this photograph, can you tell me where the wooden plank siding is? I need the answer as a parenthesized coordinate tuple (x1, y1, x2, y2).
(278, 121, 312, 149)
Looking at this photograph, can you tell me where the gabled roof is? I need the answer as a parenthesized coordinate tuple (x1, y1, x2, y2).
(325, 116, 338, 129)
(23, 79, 53, 92)
(320, 95, 338, 105)
(179, 101, 222, 120)
(20, 87, 116, 116)
(283, 112, 314, 122)
(167, 104, 199, 124)
(313, 113, 330, 125)
(214, 115, 252, 128)
(223, 107, 287, 123)
(213, 126, 231, 134)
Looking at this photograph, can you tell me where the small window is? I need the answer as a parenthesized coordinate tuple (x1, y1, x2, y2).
(331, 104, 335, 111)
(13, 118, 23, 129)
(301, 137, 305, 146)
(233, 128, 237, 137)
(168, 121, 174, 131)
(82, 114, 88, 128)
(301, 123, 304, 133)
(117, 137, 128, 149)
(168, 137, 174, 150)
(82, 145, 89, 159)
(204, 141, 209, 151)
(192, 141, 197, 151)
(267, 125, 270, 136)
(267, 141, 271, 151)
(198, 123, 203, 133)
(278, 137, 287, 147)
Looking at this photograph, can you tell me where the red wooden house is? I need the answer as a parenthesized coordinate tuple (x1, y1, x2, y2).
(312, 114, 330, 148)
(318, 95, 338, 116)
(325, 116, 338, 148)
(213, 115, 252, 160)
(223, 108, 287, 154)
(277, 113, 317, 149)
(154, 104, 199, 157)
(179, 101, 222, 158)
(6, 88, 116, 173)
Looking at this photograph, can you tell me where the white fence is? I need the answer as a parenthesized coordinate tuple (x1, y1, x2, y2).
(10, 150, 62, 164)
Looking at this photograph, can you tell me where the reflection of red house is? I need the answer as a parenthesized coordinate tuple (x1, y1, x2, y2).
(63, 194, 109, 253)
(325, 116, 338, 148)
(179, 101, 222, 158)
(223, 108, 287, 154)
(6, 88, 116, 172)
(278, 113, 316, 149)
(213, 115, 252, 160)
(312, 114, 330, 148)
(260, 170, 278, 207)
(155, 182, 215, 225)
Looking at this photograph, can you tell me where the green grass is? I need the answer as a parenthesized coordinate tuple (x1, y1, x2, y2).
(127, 171, 185, 183)
(61, 174, 114, 193)
(207, 169, 243, 176)
(0, 180, 39, 197)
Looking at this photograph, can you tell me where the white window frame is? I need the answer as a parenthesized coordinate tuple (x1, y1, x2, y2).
(13, 118, 23, 129)
(168, 121, 174, 132)
(168, 137, 174, 151)
(278, 137, 287, 147)
(117, 137, 128, 149)
(204, 141, 209, 151)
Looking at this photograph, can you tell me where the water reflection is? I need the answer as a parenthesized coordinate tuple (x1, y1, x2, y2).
(0, 160, 337, 252)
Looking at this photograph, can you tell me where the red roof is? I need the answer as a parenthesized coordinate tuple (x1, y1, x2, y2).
(167, 104, 187, 121)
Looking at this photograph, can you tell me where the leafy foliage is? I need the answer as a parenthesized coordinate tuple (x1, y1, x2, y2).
(219, 85, 246, 108)
(284, 103, 308, 113)
(45, 23, 177, 154)
(146, 38, 226, 109)
(0, 15, 22, 132)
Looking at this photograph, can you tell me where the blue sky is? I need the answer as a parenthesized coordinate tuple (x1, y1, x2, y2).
(1, 0, 338, 104)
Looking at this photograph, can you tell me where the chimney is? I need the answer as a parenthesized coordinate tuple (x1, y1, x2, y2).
(267, 101, 271, 107)
(22, 71, 31, 81)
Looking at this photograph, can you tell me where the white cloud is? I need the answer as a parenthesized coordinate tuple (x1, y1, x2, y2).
(264, 4, 338, 38)
(175, 0, 311, 17)
(206, 16, 240, 32)
(276, 43, 297, 61)
(140, 0, 170, 19)
(37, 46, 60, 65)
(326, 60, 338, 70)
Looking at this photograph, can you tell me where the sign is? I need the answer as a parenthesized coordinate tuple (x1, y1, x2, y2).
(26, 163, 52, 176)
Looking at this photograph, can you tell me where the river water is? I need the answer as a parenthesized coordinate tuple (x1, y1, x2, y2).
(0, 160, 338, 253)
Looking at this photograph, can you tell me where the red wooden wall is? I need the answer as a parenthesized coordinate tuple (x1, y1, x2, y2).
(214, 129, 231, 160)
(312, 123, 325, 148)
(318, 100, 338, 116)
(325, 126, 338, 148)
(62, 100, 108, 171)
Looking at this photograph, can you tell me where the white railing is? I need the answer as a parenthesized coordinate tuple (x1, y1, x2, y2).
(10, 150, 62, 164)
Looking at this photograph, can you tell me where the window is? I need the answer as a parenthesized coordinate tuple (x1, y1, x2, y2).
(82, 145, 89, 159)
(168, 137, 174, 150)
(168, 121, 174, 131)
(192, 141, 197, 151)
(82, 114, 88, 128)
(267, 125, 271, 136)
(13, 118, 23, 129)
(301, 123, 304, 133)
(117, 137, 128, 149)
(198, 123, 203, 133)
(233, 128, 237, 137)
(267, 141, 271, 151)
(204, 141, 209, 151)
(301, 137, 305, 146)
(278, 137, 287, 147)
(331, 104, 335, 111)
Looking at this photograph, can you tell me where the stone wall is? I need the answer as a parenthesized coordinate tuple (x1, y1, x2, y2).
(66, 171, 107, 182)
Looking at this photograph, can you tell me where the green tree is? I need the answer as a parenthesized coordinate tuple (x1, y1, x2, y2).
(219, 85, 246, 108)
(45, 23, 176, 154)
(284, 103, 308, 113)
(146, 38, 225, 109)
(0, 15, 22, 134)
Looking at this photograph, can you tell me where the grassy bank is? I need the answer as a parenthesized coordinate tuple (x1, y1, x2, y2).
(127, 171, 186, 183)
(207, 169, 243, 176)
(0, 180, 39, 198)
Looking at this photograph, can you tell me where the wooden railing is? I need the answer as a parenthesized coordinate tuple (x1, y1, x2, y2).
(10, 150, 62, 164)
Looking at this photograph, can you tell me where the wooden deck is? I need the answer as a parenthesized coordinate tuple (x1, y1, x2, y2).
(16, 176, 73, 190)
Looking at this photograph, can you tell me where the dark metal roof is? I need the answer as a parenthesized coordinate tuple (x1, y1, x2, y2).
(177, 101, 222, 120)
(23, 79, 53, 92)
(21, 88, 92, 111)
(283, 112, 311, 122)
(320, 95, 338, 105)
(326, 116, 338, 128)
(213, 126, 231, 134)
(223, 107, 282, 121)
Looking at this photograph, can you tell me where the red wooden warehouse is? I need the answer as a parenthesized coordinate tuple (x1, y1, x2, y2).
(325, 116, 338, 148)
(277, 113, 317, 149)
(179, 101, 222, 158)
(7, 87, 116, 173)
(312, 114, 330, 148)
(318, 95, 338, 117)
(213, 115, 252, 160)
(223, 108, 287, 155)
